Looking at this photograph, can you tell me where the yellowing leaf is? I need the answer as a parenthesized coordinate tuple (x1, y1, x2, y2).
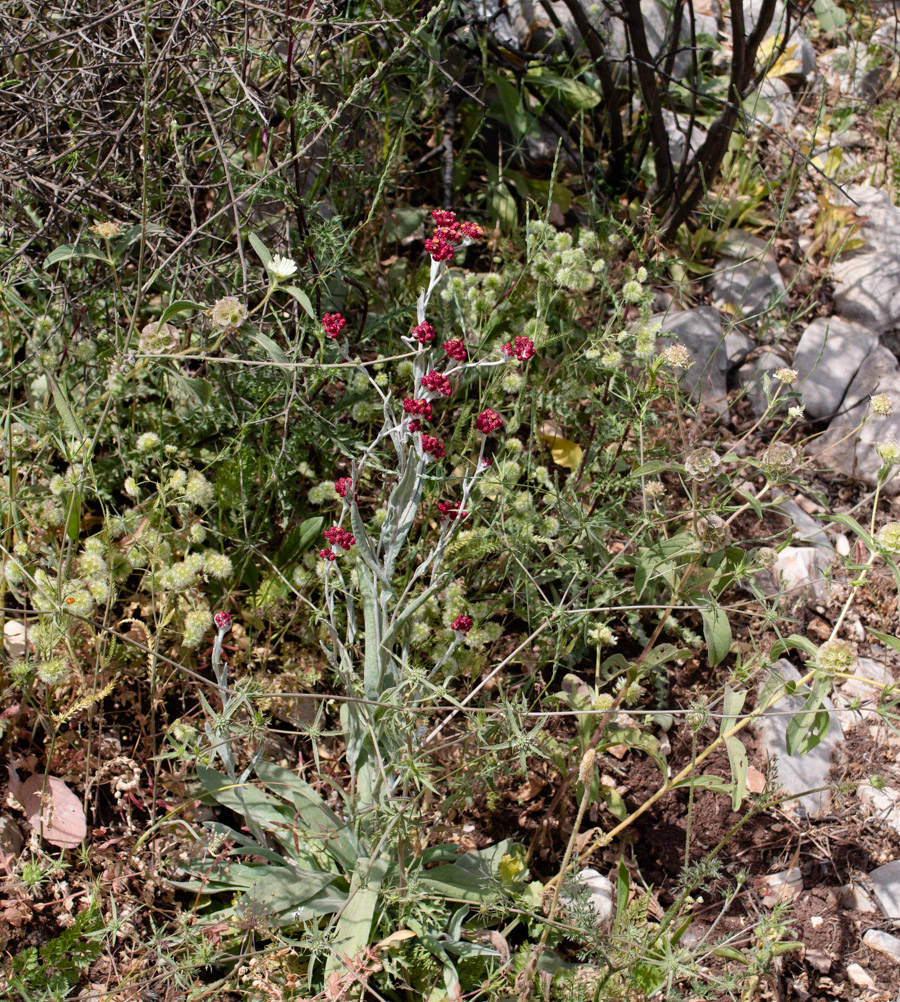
(376, 929, 417, 948)
(540, 434, 583, 471)
(757, 36, 801, 78)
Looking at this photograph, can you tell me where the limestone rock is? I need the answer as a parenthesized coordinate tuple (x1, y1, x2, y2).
(653, 306, 728, 413)
(811, 345, 900, 493)
(750, 660, 842, 818)
(864, 927, 900, 965)
(868, 860, 900, 918)
(709, 231, 787, 323)
(792, 317, 875, 420)
(737, 347, 790, 416)
(832, 185, 900, 335)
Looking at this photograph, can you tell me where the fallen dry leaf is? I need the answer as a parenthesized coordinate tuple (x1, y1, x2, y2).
(8, 758, 87, 849)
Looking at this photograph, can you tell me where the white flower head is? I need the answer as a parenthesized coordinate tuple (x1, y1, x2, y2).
(267, 254, 298, 283)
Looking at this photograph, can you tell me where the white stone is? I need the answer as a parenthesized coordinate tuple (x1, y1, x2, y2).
(792, 317, 875, 420)
(869, 860, 900, 918)
(864, 927, 900, 965)
(756, 866, 803, 906)
(709, 231, 787, 323)
(750, 661, 842, 818)
(846, 962, 875, 988)
(653, 306, 728, 413)
(857, 785, 900, 837)
(811, 344, 900, 494)
(738, 348, 792, 417)
(838, 883, 878, 913)
(573, 868, 614, 929)
(832, 185, 900, 335)
(3, 620, 29, 659)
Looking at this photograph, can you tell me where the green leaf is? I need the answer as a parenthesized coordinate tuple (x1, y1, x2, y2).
(248, 231, 273, 269)
(826, 512, 876, 552)
(701, 603, 732, 667)
(713, 946, 751, 964)
(246, 329, 288, 365)
(158, 298, 205, 328)
(632, 459, 669, 477)
(721, 686, 749, 810)
(488, 70, 531, 141)
(276, 516, 325, 567)
(282, 284, 315, 319)
(491, 181, 517, 233)
(784, 674, 832, 756)
(44, 243, 107, 268)
(598, 783, 627, 820)
(813, 0, 846, 32)
(769, 633, 819, 661)
(326, 856, 390, 974)
(670, 774, 734, 796)
(524, 70, 601, 110)
(868, 628, 900, 656)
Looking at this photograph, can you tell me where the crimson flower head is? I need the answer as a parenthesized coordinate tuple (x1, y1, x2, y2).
(421, 371, 452, 397)
(474, 409, 503, 435)
(322, 313, 346, 339)
(335, 477, 356, 501)
(479, 457, 493, 469)
(403, 398, 433, 420)
(451, 615, 473, 634)
(501, 336, 536, 361)
(425, 210, 485, 262)
(408, 419, 422, 433)
(411, 321, 435, 343)
(443, 339, 467, 362)
(421, 434, 446, 459)
(432, 209, 457, 227)
(214, 610, 232, 631)
(323, 525, 355, 550)
(319, 548, 337, 561)
(437, 501, 468, 522)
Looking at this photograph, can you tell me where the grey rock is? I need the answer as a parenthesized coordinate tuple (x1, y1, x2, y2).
(745, 77, 795, 130)
(835, 657, 894, 730)
(653, 306, 729, 413)
(838, 883, 878, 913)
(832, 185, 900, 335)
(857, 785, 900, 837)
(770, 491, 831, 547)
(662, 110, 707, 166)
(811, 345, 900, 494)
(750, 660, 842, 818)
(709, 231, 787, 323)
(773, 546, 834, 605)
(757, 866, 803, 906)
(864, 927, 900, 965)
(0, 814, 24, 856)
(792, 317, 875, 420)
(737, 347, 790, 416)
(725, 330, 754, 368)
(869, 860, 900, 918)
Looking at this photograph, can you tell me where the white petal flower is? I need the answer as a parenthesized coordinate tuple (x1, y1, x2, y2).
(267, 254, 298, 283)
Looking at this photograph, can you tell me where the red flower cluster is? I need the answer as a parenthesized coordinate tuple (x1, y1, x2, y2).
(408, 419, 422, 433)
(322, 313, 346, 339)
(323, 525, 355, 550)
(335, 477, 356, 501)
(421, 435, 446, 459)
(411, 321, 435, 343)
(437, 501, 468, 521)
(474, 409, 503, 434)
(403, 398, 433, 420)
(421, 371, 452, 397)
(451, 615, 473, 634)
(424, 209, 485, 262)
(319, 549, 336, 561)
(443, 339, 467, 362)
(501, 336, 536, 361)
(214, 610, 232, 631)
